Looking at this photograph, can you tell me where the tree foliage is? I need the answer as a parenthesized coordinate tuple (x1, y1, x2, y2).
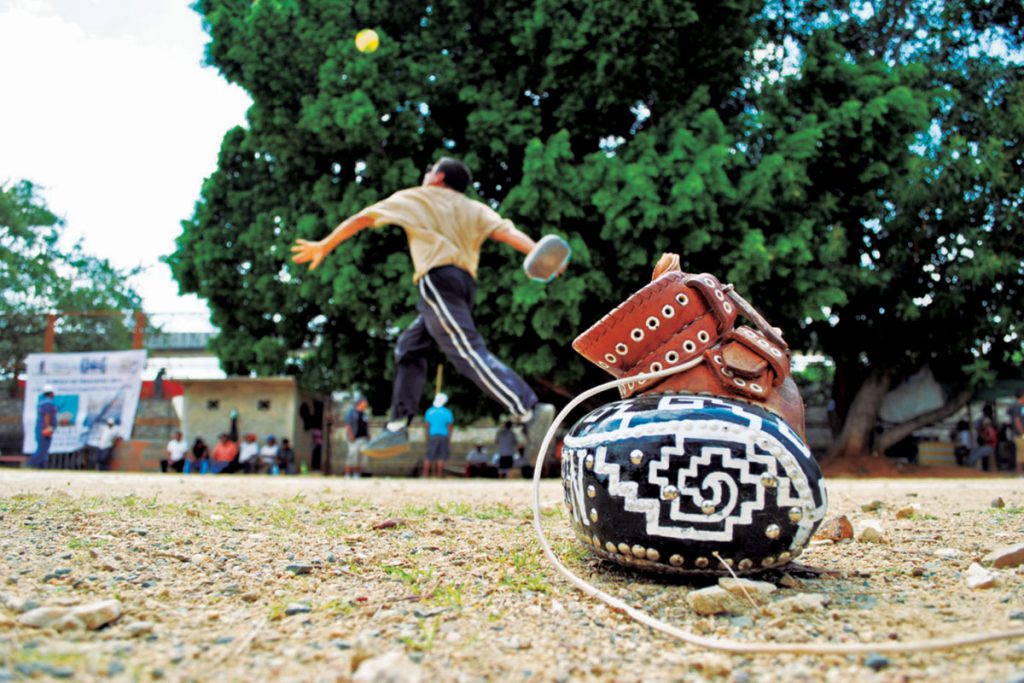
(0, 181, 143, 389)
(172, 0, 1023, 451)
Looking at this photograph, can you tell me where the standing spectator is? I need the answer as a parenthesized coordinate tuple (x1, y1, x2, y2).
(28, 385, 57, 469)
(259, 435, 281, 474)
(95, 418, 122, 472)
(153, 368, 167, 400)
(238, 433, 260, 474)
(212, 433, 239, 474)
(1012, 389, 1024, 476)
(310, 429, 323, 471)
(495, 421, 518, 479)
(278, 438, 298, 475)
(465, 442, 492, 478)
(191, 437, 210, 474)
(164, 430, 189, 473)
(345, 395, 370, 478)
(423, 393, 454, 478)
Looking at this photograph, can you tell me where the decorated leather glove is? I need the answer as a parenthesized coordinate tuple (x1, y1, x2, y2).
(572, 253, 805, 440)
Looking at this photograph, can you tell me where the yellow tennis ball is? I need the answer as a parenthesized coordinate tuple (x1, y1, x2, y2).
(355, 29, 379, 53)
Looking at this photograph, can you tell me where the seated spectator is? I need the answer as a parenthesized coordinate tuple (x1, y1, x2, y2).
(164, 430, 188, 473)
(212, 433, 239, 474)
(259, 435, 280, 474)
(465, 442, 494, 478)
(191, 437, 210, 474)
(514, 445, 533, 479)
(278, 438, 297, 475)
(968, 418, 998, 469)
(238, 433, 260, 474)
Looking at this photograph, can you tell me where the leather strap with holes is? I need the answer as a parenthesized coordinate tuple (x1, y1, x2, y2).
(572, 254, 806, 439)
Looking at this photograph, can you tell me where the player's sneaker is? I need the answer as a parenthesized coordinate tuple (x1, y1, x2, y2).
(363, 427, 410, 458)
(521, 403, 556, 455)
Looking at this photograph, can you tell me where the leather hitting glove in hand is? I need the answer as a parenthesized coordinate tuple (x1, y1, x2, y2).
(572, 253, 805, 439)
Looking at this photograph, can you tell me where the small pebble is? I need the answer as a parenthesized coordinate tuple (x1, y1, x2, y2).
(284, 603, 312, 616)
(981, 543, 1024, 569)
(991, 497, 1005, 509)
(42, 665, 73, 679)
(857, 520, 886, 544)
(895, 505, 919, 519)
(286, 564, 313, 575)
(967, 562, 998, 590)
(864, 653, 890, 671)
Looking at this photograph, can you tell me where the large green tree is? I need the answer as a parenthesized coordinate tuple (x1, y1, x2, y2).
(0, 181, 143, 392)
(758, 1, 1024, 457)
(172, 0, 1023, 457)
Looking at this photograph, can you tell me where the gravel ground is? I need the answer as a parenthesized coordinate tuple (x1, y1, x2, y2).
(1, 470, 1023, 683)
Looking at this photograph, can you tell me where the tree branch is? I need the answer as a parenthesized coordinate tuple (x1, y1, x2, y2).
(874, 387, 974, 454)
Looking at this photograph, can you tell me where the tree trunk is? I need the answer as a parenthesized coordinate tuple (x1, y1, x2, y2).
(827, 369, 892, 459)
(874, 387, 974, 455)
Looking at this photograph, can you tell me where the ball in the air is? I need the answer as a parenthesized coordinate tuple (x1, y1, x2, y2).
(355, 29, 379, 53)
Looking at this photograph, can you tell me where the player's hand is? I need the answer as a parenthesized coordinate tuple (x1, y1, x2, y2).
(41, 426, 54, 437)
(291, 239, 328, 270)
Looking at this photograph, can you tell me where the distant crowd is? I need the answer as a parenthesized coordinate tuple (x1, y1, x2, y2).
(162, 431, 298, 475)
(343, 393, 539, 479)
(952, 392, 1024, 473)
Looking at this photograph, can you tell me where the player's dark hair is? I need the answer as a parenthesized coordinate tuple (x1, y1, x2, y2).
(435, 157, 472, 193)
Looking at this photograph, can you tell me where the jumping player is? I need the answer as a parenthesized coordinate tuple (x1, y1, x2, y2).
(291, 157, 557, 457)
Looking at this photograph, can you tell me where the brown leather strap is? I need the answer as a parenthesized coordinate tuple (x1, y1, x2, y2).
(571, 254, 805, 437)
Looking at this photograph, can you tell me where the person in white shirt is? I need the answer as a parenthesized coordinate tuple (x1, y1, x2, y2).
(259, 435, 280, 474)
(164, 431, 189, 473)
(238, 433, 261, 474)
(95, 418, 122, 472)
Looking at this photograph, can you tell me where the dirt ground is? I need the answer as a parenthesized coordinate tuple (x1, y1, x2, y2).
(1, 470, 1023, 682)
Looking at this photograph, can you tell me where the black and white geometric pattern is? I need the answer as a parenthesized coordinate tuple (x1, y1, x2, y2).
(562, 394, 828, 574)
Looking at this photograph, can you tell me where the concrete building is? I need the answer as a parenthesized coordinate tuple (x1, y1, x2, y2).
(177, 377, 327, 472)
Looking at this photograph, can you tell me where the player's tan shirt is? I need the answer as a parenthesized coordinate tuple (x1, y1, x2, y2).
(357, 185, 513, 283)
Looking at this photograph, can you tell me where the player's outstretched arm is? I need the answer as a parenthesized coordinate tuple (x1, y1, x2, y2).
(291, 214, 376, 270)
(489, 224, 536, 255)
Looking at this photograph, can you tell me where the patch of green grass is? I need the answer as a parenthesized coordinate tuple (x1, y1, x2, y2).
(430, 582, 465, 609)
(383, 563, 435, 595)
(67, 536, 108, 550)
(498, 550, 551, 593)
(0, 493, 43, 515)
(909, 512, 938, 521)
(400, 618, 439, 652)
(399, 501, 523, 521)
(398, 503, 431, 518)
(9, 649, 88, 671)
(320, 598, 355, 617)
(990, 506, 1024, 516)
(110, 494, 161, 518)
(550, 538, 588, 564)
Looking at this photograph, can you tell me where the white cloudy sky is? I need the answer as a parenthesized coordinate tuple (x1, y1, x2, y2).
(0, 0, 251, 332)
